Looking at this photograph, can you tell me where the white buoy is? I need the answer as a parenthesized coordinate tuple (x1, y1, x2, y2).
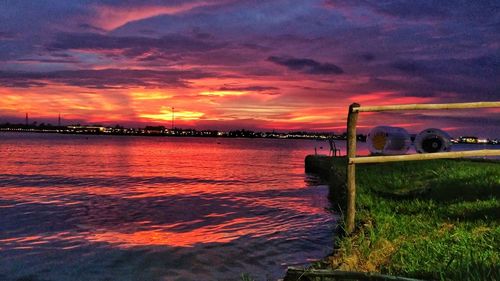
(367, 126, 411, 155)
(415, 128, 452, 153)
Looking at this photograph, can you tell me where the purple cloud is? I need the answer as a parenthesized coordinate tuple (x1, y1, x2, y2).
(0, 69, 214, 89)
(0, 0, 498, 135)
(268, 56, 344, 75)
(218, 85, 279, 92)
(49, 33, 226, 57)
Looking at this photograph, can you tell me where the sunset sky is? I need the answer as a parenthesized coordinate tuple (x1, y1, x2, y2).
(0, 1, 499, 136)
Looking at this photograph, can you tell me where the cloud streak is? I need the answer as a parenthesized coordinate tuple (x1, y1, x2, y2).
(49, 33, 226, 58)
(0, 69, 213, 89)
(268, 56, 344, 75)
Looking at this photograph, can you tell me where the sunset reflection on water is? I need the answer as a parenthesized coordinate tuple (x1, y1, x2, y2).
(0, 133, 343, 280)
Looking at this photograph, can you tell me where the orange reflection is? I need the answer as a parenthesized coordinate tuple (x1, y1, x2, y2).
(87, 221, 242, 248)
(0, 137, 332, 249)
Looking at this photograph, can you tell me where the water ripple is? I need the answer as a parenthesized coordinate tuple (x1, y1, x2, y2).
(0, 174, 243, 188)
(0, 134, 335, 281)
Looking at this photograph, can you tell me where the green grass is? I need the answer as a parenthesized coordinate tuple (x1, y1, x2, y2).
(325, 158, 499, 280)
(240, 273, 255, 281)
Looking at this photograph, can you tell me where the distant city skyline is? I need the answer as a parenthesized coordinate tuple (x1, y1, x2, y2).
(0, 1, 499, 137)
(2, 122, 498, 145)
(2, 107, 498, 138)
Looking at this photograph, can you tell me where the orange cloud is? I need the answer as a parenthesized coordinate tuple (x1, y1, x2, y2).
(199, 91, 246, 97)
(140, 107, 204, 121)
(132, 91, 173, 100)
(91, 2, 219, 30)
(349, 91, 436, 105)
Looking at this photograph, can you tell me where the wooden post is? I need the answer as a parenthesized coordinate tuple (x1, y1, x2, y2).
(346, 103, 360, 234)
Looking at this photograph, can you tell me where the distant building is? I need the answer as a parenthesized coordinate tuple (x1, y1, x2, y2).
(459, 136, 478, 144)
(477, 138, 489, 144)
(67, 125, 107, 134)
(144, 126, 165, 134)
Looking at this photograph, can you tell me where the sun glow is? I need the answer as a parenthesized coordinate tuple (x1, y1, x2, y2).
(199, 91, 247, 97)
(140, 108, 204, 121)
(132, 91, 173, 100)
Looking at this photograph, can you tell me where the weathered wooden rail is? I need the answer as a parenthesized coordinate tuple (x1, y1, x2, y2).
(345, 101, 500, 234)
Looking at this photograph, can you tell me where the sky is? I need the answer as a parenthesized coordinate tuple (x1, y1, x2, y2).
(0, 0, 499, 137)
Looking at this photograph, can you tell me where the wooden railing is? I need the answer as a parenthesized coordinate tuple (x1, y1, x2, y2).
(345, 101, 500, 234)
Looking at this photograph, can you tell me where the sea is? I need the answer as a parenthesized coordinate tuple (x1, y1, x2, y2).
(0, 133, 338, 281)
(0, 133, 497, 281)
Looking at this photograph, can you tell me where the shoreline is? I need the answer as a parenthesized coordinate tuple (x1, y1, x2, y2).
(0, 128, 344, 141)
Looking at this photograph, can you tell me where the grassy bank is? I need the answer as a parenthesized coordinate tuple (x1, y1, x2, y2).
(315, 157, 499, 280)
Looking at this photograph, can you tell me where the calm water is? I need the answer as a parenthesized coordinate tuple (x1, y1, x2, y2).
(0, 133, 338, 281)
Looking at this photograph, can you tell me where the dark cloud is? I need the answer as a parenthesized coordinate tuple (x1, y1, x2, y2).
(16, 58, 79, 64)
(0, 80, 48, 88)
(0, 69, 213, 89)
(337, 52, 500, 101)
(360, 53, 375, 62)
(267, 56, 344, 75)
(326, 0, 500, 21)
(380, 111, 500, 130)
(391, 60, 427, 74)
(78, 23, 106, 33)
(88, 0, 223, 8)
(218, 85, 278, 92)
(0, 31, 16, 40)
(390, 55, 500, 87)
(49, 33, 226, 58)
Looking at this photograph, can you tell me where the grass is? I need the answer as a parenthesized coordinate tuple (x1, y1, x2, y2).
(240, 273, 255, 281)
(321, 158, 499, 280)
